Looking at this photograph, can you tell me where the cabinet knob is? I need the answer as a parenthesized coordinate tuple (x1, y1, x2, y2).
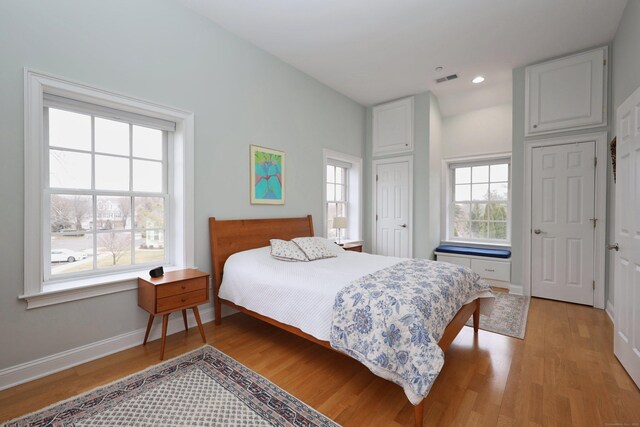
(181, 285, 186, 289)
(533, 124, 538, 129)
(181, 298, 186, 303)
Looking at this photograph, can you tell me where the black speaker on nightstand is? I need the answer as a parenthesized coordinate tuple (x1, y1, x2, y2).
(149, 266, 164, 278)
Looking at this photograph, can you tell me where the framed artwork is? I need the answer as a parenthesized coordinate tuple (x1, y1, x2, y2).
(250, 145, 285, 204)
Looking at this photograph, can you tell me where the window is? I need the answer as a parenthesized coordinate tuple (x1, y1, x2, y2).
(45, 100, 168, 281)
(23, 70, 194, 308)
(446, 157, 510, 243)
(326, 163, 348, 239)
(323, 150, 362, 242)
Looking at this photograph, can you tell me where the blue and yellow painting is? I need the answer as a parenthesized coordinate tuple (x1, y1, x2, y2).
(251, 146, 285, 204)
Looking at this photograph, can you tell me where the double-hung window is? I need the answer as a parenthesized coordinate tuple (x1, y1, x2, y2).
(323, 150, 362, 242)
(23, 70, 194, 308)
(446, 157, 511, 244)
(326, 161, 349, 239)
(45, 96, 171, 280)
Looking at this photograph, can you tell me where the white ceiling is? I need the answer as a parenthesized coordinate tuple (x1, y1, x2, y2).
(180, 0, 626, 116)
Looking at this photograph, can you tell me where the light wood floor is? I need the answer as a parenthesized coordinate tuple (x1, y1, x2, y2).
(1, 297, 639, 426)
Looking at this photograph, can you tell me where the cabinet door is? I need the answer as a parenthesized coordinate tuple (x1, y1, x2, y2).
(373, 97, 413, 155)
(526, 47, 607, 136)
(436, 254, 471, 268)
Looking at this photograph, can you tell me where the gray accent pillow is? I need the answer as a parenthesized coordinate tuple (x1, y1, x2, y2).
(292, 237, 337, 261)
(270, 239, 309, 262)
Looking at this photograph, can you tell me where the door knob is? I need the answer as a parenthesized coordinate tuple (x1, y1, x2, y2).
(608, 243, 619, 251)
(533, 229, 542, 234)
(399, 224, 407, 228)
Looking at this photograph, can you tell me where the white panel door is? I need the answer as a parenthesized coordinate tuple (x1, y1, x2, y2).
(531, 142, 595, 305)
(613, 85, 640, 388)
(375, 161, 410, 257)
(526, 47, 607, 136)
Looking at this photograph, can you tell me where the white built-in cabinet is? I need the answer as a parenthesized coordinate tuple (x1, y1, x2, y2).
(435, 252, 511, 289)
(372, 96, 414, 156)
(525, 46, 607, 136)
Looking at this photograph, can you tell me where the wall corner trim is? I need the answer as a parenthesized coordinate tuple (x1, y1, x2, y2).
(606, 300, 615, 324)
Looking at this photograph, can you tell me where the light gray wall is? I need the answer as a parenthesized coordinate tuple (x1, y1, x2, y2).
(610, 0, 640, 306)
(364, 92, 438, 258)
(413, 92, 432, 258)
(612, 0, 640, 118)
(511, 46, 612, 301)
(428, 95, 443, 254)
(442, 104, 512, 159)
(510, 68, 527, 294)
(0, 0, 365, 370)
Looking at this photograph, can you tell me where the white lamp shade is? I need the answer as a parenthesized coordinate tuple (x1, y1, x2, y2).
(333, 217, 347, 229)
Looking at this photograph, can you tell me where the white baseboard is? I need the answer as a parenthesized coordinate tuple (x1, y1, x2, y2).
(0, 305, 215, 391)
(606, 300, 615, 324)
(509, 284, 524, 295)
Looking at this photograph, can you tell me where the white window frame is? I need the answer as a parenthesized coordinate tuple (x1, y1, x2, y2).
(441, 153, 512, 247)
(21, 69, 195, 309)
(322, 149, 362, 242)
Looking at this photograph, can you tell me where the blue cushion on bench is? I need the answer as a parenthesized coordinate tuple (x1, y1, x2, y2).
(435, 245, 511, 259)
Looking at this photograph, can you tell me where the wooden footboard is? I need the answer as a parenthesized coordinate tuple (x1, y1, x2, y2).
(209, 215, 482, 427)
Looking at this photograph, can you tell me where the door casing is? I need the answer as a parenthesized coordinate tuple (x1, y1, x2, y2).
(371, 156, 413, 257)
(522, 132, 607, 308)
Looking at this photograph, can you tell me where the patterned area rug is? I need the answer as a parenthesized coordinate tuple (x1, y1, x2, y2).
(466, 292, 530, 339)
(3, 345, 339, 427)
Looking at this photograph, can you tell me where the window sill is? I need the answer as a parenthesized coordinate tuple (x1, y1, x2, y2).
(440, 240, 511, 249)
(19, 266, 188, 309)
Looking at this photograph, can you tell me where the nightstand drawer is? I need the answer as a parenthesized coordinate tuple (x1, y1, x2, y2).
(156, 277, 207, 299)
(157, 289, 207, 312)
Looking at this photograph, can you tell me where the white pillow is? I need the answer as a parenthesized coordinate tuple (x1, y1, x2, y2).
(292, 237, 337, 261)
(315, 237, 346, 255)
(270, 239, 309, 262)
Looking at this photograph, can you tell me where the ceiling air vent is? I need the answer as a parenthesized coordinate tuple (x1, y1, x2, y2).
(435, 74, 458, 83)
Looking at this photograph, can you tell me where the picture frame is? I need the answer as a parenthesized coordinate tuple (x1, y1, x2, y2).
(250, 145, 285, 205)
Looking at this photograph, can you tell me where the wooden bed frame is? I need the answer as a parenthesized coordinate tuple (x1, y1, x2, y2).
(209, 215, 480, 427)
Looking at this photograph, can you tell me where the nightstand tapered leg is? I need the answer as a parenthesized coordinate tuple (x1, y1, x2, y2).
(182, 309, 188, 333)
(143, 314, 154, 345)
(160, 314, 169, 360)
(192, 306, 206, 343)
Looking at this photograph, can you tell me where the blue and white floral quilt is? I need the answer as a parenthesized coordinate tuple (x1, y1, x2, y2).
(330, 259, 494, 405)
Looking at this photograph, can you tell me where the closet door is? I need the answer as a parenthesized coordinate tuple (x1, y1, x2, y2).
(525, 47, 607, 136)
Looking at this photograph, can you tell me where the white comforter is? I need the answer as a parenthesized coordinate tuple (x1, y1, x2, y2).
(218, 246, 401, 340)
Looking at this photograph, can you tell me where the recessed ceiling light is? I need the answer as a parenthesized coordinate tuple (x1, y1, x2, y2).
(435, 66, 443, 72)
(472, 76, 485, 84)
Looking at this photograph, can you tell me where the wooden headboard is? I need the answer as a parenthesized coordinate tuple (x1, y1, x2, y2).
(208, 215, 314, 291)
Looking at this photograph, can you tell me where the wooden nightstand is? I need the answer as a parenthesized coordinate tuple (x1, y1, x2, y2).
(341, 243, 363, 252)
(138, 269, 209, 360)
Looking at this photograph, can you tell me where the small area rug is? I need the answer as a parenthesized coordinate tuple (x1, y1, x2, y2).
(3, 345, 339, 427)
(466, 292, 530, 339)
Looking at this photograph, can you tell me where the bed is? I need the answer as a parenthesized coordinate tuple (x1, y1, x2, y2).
(209, 215, 493, 427)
